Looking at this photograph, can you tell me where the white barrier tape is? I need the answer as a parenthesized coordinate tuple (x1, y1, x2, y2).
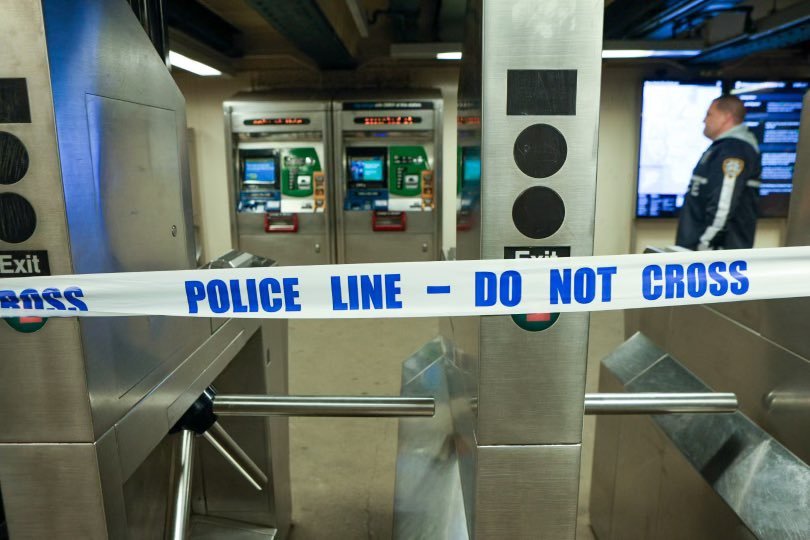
(1, 247, 809, 319)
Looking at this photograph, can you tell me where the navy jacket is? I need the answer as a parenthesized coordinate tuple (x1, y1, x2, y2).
(676, 125, 761, 250)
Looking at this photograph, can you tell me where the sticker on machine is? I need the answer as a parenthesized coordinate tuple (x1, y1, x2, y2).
(0, 250, 51, 277)
(505, 246, 571, 331)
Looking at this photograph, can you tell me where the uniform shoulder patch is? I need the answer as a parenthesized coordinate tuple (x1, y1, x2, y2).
(722, 158, 744, 178)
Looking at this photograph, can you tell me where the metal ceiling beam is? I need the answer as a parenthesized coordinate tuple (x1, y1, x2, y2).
(605, 0, 743, 39)
(244, 0, 356, 69)
(691, 0, 810, 63)
(166, 0, 242, 58)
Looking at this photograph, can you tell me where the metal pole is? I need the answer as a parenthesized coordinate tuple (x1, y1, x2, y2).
(584, 393, 738, 415)
(166, 430, 195, 540)
(212, 395, 436, 417)
(202, 421, 269, 491)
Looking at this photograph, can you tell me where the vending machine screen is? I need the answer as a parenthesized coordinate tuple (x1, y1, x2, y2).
(244, 158, 278, 184)
(347, 148, 387, 188)
(463, 153, 481, 184)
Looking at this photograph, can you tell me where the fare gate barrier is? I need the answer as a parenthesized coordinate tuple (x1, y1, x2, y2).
(162, 386, 739, 540)
(0, 1, 806, 539)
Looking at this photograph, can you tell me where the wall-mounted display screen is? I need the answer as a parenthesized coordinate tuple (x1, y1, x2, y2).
(347, 147, 387, 188)
(637, 80, 723, 218)
(731, 80, 808, 217)
(244, 158, 277, 183)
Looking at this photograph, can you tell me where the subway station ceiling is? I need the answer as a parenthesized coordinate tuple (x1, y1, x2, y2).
(165, 0, 810, 72)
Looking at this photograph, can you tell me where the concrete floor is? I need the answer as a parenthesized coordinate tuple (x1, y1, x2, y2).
(286, 312, 625, 540)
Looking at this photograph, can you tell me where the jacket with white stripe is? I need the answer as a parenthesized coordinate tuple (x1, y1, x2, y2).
(676, 124, 761, 250)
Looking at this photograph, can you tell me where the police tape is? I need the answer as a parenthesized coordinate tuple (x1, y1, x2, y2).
(1, 246, 809, 320)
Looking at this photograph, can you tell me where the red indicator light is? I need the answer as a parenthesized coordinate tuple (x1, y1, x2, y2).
(526, 313, 552, 322)
(19, 316, 43, 324)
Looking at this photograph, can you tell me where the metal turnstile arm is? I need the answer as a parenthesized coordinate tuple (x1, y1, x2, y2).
(584, 392, 738, 414)
(213, 395, 436, 417)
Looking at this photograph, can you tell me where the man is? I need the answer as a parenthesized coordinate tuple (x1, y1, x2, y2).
(676, 95, 761, 250)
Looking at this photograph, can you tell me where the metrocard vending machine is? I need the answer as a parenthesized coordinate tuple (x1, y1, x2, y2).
(333, 92, 442, 263)
(224, 93, 333, 265)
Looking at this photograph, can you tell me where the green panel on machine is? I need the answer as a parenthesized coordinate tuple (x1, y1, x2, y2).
(281, 148, 320, 197)
(389, 146, 428, 197)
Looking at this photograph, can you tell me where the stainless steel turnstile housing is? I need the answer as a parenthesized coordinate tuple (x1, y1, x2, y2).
(0, 2, 291, 537)
(224, 93, 334, 265)
(332, 90, 442, 263)
(394, 1, 605, 538)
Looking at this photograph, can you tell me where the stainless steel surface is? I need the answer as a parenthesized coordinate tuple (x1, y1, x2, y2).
(332, 89, 442, 264)
(214, 395, 436, 417)
(342, 211, 437, 263)
(0, 0, 93, 445)
(0, 2, 292, 537)
(584, 392, 738, 414)
(44, 0, 210, 441)
(592, 332, 810, 540)
(474, 0, 604, 446)
(393, 340, 469, 540)
(632, 303, 810, 466)
(203, 422, 269, 491)
(422, 1, 604, 537)
(193, 323, 291, 531)
(0, 443, 109, 538)
(168, 431, 196, 540)
(190, 516, 277, 540)
(476, 444, 582, 539)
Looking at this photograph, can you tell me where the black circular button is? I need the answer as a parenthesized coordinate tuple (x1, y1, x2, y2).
(0, 132, 30, 185)
(512, 187, 565, 239)
(0, 193, 37, 243)
(513, 124, 567, 178)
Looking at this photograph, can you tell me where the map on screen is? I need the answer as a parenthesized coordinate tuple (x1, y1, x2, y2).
(637, 80, 722, 218)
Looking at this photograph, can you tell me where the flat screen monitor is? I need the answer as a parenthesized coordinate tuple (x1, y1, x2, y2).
(240, 148, 280, 190)
(731, 80, 808, 217)
(243, 158, 277, 183)
(462, 148, 481, 184)
(636, 80, 723, 218)
(347, 147, 387, 188)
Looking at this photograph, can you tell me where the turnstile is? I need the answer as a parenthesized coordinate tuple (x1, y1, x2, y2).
(0, 2, 292, 537)
(396, 0, 604, 537)
(332, 91, 442, 263)
(224, 93, 334, 265)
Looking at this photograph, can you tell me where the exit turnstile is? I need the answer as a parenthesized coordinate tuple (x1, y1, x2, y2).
(224, 93, 334, 265)
(332, 91, 442, 264)
(0, 2, 296, 537)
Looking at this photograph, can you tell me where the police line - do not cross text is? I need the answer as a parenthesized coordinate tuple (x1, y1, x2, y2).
(0, 247, 807, 319)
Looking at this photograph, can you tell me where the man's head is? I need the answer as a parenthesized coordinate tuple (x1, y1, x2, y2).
(703, 95, 746, 140)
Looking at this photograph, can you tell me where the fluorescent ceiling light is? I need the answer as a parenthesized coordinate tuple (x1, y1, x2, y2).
(391, 43, 464, 60)
(169, 51, 222, 76)
(602, 49, 701, 59)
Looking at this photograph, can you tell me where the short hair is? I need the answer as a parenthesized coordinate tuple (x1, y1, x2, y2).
(712, 95, 746, 123)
